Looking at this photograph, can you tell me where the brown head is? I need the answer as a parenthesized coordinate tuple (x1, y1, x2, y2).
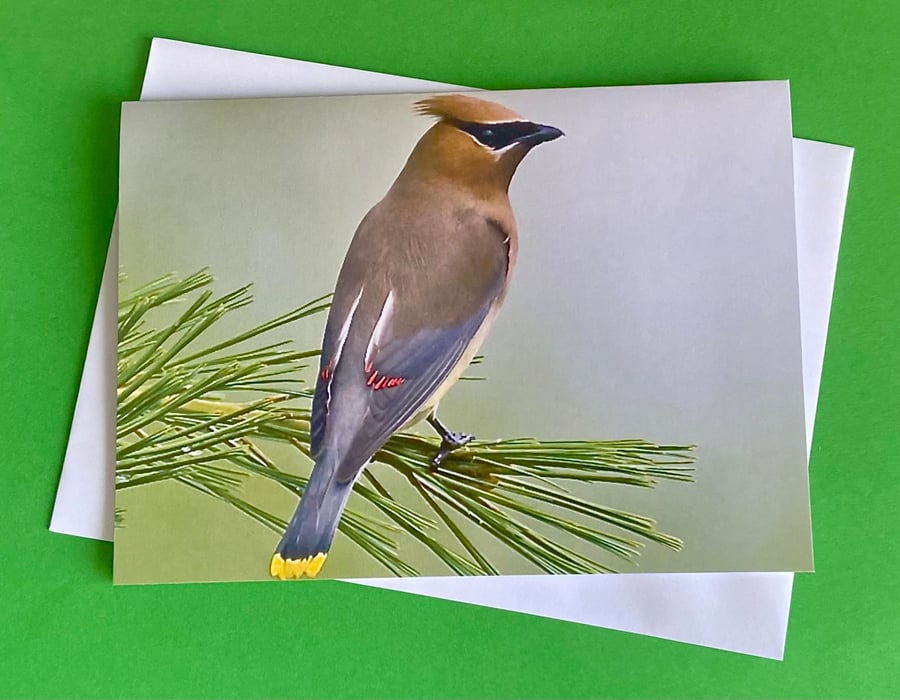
(398, 94, 563, 195)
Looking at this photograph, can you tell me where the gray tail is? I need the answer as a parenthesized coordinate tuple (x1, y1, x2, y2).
(271, 455, 353, 579)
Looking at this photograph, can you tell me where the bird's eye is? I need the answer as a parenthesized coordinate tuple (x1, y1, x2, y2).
(482, 129, 494, 138)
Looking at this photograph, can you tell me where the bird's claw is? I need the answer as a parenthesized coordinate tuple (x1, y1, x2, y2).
(446, 430, 474, 448)
(429, 432, 474, 469)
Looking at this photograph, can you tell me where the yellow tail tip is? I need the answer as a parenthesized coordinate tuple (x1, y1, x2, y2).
(269, 552, 328, 580)
(307, 552, 327, 577)
(270, 553, 285, 578)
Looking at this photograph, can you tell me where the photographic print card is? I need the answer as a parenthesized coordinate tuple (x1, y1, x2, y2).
(113, 81, 812, 584)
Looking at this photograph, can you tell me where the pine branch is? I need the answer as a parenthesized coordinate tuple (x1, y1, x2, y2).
(116, 270, 695, 575)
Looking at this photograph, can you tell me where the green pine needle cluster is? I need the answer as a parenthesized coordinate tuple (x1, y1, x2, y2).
(117, 269, 695, 576)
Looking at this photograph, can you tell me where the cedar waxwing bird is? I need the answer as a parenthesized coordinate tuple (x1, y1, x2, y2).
(270, 94, 563, 580)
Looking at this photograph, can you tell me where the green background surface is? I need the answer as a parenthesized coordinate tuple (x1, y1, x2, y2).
(0, 0, 897, 696)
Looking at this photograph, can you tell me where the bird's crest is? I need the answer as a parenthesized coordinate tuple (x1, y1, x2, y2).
(414, 94, 524, 124)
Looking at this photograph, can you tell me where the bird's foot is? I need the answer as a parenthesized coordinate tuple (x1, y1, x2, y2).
(426, 412, 474, 469)
(429, 431, 474, 469)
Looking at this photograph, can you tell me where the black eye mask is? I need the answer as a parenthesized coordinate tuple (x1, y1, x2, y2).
(454, 120, 543, 150)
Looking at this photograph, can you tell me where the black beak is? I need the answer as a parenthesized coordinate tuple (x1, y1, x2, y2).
(518, 123, 564, 146)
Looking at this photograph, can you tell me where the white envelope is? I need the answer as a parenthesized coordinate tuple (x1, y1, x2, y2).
(50, 38, 853, 660)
